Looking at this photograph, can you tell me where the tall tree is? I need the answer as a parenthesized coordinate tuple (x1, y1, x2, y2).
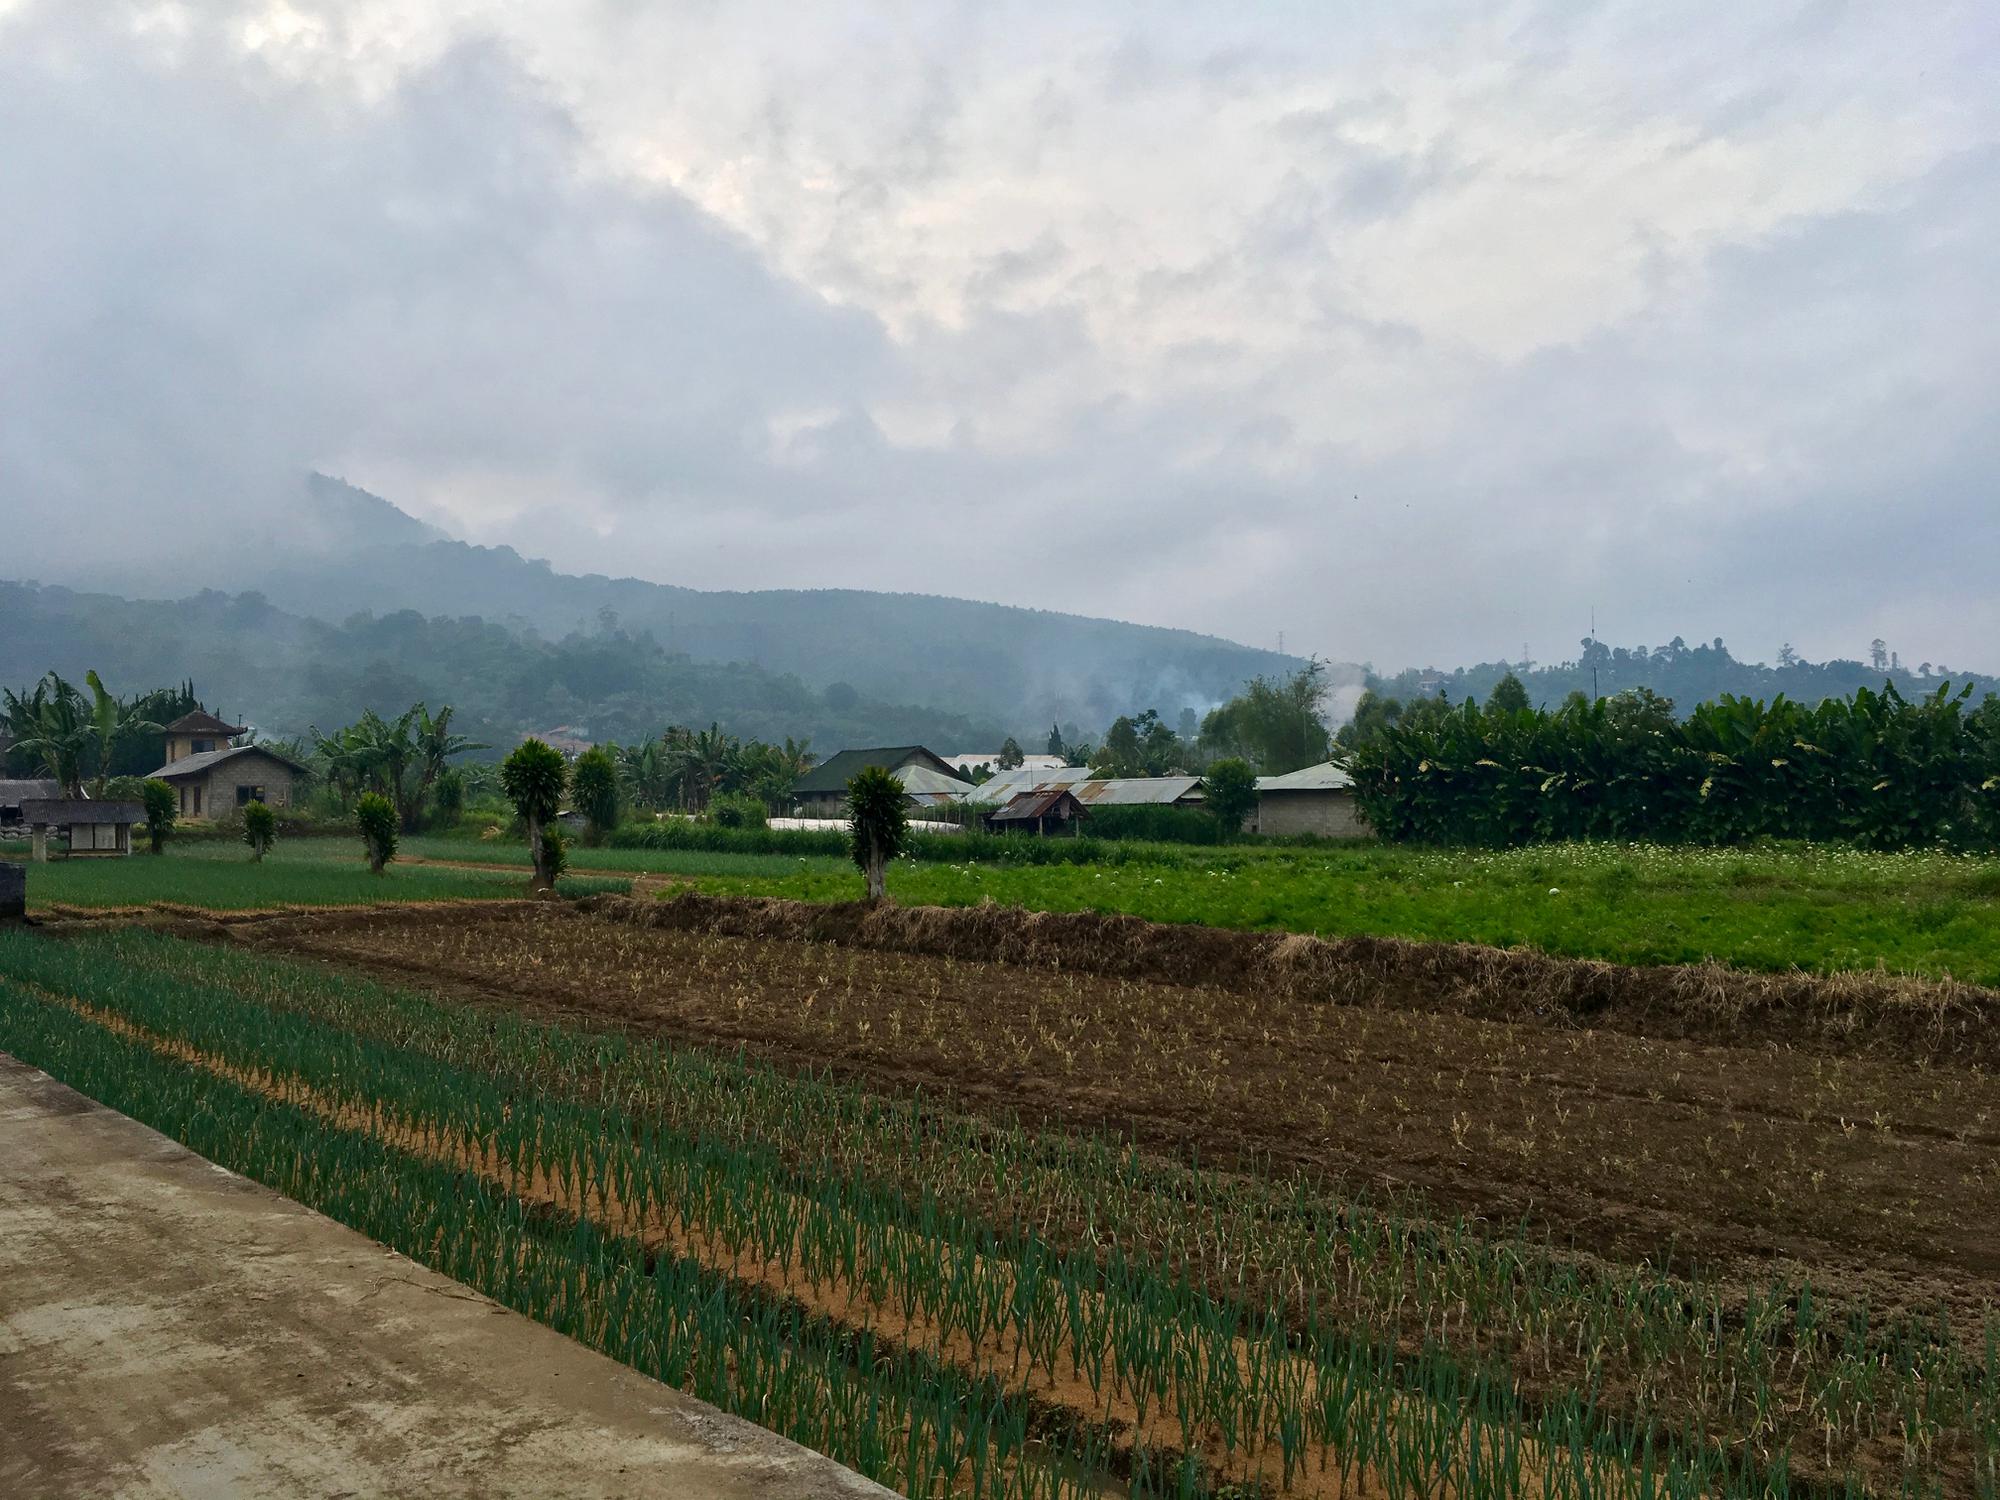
(571, 745, 621, 844)
(846, 766, 909, 902)
(84, 671, 162, 797)
(3, 673, 93, 794)
(1485, 673, 1531, 715)
(501, 738, 568, 889)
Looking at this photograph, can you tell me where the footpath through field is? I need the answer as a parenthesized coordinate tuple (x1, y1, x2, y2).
(0, 1052, 894, 1500)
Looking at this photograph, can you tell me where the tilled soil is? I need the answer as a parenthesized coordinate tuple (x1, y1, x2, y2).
(236, 901, 2000, 1333)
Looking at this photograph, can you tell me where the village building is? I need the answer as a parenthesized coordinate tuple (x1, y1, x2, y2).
(148, 715, 303, 819)
(982, 786, 1088, 837)
(1, 779, 64, 831)
(19, 797, 144, 860)
(1251, 762, 1368, 838)
(790, 746, 972, 817)
(162, 710, 246, 764)
(943, 751, 1068, 779)
(962, 770, 1206, 810)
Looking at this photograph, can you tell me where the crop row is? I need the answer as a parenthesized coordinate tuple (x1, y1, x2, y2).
(2, 930, 1994, 1497)
(0, 940, 1864, 1500)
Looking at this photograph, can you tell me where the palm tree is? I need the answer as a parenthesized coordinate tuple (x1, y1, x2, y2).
(3, 673, 94, 795)
(663, 723, 737, 811)
(411, 703, 485, 828)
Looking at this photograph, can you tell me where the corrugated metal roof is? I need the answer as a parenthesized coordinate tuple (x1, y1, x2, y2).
(964, 772, 1204, 807)
(895, 764, 976, 798)
(1255, 762, 1354, 793)
(147, 744, 306, 781)
(1071, 776, 1205, 805)
(986, 787, 1086, 822)
(792, 746, 965, 795)
(0, 779, 64, 809)
(960, 766, 1069, 805)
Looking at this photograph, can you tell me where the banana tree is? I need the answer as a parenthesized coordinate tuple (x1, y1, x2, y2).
(84, 671, 162, 797)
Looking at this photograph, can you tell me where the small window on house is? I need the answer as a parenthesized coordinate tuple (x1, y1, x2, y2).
(193, 738, 215, 754)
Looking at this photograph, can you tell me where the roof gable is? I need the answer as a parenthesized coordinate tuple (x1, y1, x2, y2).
(148, 744, 305, 781)
(0, 779, 64, 808)
(165, 710, 248, 736)
(792, 746, 965, 795)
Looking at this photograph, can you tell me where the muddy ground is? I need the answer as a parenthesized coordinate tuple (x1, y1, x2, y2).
(216, 900, 2000, 1337)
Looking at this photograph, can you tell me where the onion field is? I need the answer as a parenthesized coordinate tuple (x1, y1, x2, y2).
(2, 921, 1995, 1498)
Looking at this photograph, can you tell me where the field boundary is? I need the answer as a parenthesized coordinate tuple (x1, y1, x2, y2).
(575, 891, 2000, 1068)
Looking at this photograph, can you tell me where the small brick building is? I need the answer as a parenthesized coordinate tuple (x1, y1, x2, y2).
(147, 713, 303, 819)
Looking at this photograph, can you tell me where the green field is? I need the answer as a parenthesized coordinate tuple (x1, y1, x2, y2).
(482, 835, 2000, 985)
(5, 841, 628, 910)
(12, 831, 2000, 985)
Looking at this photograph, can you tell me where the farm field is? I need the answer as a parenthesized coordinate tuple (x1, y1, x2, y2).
(442, 833, 2000, 984)
(1, 840, 629, 910)
(6, 902, 1992, 1497)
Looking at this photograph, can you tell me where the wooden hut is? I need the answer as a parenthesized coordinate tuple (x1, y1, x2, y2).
(982, 786, 1088, 837)
(19, 798, 144, 860)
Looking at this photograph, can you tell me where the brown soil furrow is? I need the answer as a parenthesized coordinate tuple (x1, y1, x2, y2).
(16, 978, 1533, 1500)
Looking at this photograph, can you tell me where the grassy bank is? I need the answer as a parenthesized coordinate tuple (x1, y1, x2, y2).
(519, 837, 2000, 984)
(6, 841, 627, 910)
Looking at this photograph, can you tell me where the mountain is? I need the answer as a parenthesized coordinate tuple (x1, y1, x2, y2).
(202, 477, 1312, 731)
(0, 580, 1007, 753)
(2, 474, 1318, 748)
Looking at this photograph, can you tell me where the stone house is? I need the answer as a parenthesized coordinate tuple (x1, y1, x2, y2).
(1250, 762, 1370, 838)
(148, 746, 304, 819)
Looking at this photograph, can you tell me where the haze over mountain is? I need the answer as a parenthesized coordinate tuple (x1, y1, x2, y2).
(4, 475, 1312, 745)
(3, 4, 1993, 684)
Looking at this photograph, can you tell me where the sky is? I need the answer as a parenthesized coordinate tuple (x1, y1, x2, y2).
(3, 0, 1997, 675)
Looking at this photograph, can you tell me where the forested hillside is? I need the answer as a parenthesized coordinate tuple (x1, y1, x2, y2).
(0, 581, 1003, 752)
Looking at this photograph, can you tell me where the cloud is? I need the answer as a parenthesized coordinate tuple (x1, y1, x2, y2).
(2, 0, 1997, 679)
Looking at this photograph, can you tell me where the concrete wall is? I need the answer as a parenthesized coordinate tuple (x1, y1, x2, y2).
(192, 756, 296, 815)
(1253, 789, 1369, 839)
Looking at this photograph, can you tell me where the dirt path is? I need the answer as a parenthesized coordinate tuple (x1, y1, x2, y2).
(0, 1052, 893, 1500)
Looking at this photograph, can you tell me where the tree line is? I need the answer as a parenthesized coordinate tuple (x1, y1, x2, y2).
(1342, 679, 2000, 849)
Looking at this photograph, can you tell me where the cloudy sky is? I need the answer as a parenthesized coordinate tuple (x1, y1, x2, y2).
(4, 0, 1996, 673)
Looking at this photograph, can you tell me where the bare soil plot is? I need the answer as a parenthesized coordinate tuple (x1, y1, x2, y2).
(240, 901, 2000, 1330)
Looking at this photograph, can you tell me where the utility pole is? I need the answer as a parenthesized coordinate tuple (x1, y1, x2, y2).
(1589, 606, 1600, 701)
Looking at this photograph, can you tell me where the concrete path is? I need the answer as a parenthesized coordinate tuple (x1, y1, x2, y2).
(0, 1053, 897, 1499)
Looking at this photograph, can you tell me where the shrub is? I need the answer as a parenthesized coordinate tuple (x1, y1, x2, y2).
(571, 747, 620, 844)
(355, 793, 398, 874)
(431, 768, 465, 826)
(108, 776, 178, 854)
(710, 793, 768, 830)
(241, 800, 276, 863)
(539, 826, 569, 884)
(1202, 759, 1258, 838)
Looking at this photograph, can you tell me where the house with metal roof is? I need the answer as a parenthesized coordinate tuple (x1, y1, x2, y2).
(147, 743, 305, 820)
(1251, 762, 1368, 838)
(790, 747, 972, 817)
